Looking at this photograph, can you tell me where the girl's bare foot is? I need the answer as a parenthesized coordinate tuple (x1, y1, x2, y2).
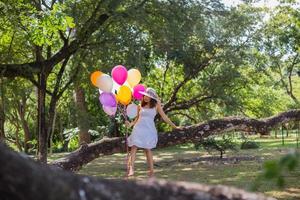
(127, 166, 134, 177)
(148, 170, 154, 178)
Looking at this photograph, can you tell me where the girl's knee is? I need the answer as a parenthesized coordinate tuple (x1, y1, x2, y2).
(131, 145, 138, 151)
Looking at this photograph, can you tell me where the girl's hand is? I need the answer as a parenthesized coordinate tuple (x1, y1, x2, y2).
(156, 97, 162, 105)
(125, 121, 132, 128)
(173, 125, 183, 130)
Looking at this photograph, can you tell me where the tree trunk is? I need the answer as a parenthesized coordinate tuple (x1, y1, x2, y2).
(0, 142, 275, 200)
(19, 112, 31, 153)
(0, 78, 5, 141)
(52, 109, 300, 171)
(18, 98, 31, 153)
(47, 93, 59, 153)
(74, 85, 90, 144)
(49, 109, 57, 155)
(14, 124, 22, 152)
(37, 71, 48, 163)
(0, 103, 5, 142)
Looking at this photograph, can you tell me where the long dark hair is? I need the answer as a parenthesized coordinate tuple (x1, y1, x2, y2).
(141, 96, 157, 108)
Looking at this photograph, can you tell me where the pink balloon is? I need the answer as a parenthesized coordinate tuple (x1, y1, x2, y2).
(112, 65, 128, 85)
(133, 84, 146, 100)
(99, 92, 117, 107)
(102, 105, 117, 116)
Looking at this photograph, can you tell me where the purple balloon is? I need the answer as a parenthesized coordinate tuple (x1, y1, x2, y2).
(103, 105, 117, 116)
(112, 65, 128, 85)
(99, 92, 117, 107)
(133, 84, 146, 100)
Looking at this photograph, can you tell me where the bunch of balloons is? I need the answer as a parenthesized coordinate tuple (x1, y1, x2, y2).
(90, 65, 146, 119)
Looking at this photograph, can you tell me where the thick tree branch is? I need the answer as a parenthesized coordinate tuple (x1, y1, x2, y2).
(52, 109, 300, 171)
(0, 143, 274, 200)
(51, 57, 71, 97)
(51, 0, 57, 8)
(171, 111, 198, 123)
(163, 74, 192, 110)
(160, 60, 170, 100)
(165, 95, 215, 113)
(41, 0, 51, 10)
(57, 64, 80, 99)
(28, 75, 53, 96)
(58, 30, 69, 46)
(274, 53, 299, 105)
(0, 63, 41, 78)
(287, 53, 299, 104)
(0, 0, 115, 77)
(163, 58, 213, 112)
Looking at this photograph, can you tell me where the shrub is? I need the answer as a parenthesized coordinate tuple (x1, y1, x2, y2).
(241, 140, 260, 149)
(195, 135, 238, 158)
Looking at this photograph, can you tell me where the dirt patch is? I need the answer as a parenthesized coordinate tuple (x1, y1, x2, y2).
(154, 155, 263, 167)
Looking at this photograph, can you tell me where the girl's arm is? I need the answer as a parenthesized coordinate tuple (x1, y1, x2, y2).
(126, 105, 140, 128)
(156, 101, 178, 129)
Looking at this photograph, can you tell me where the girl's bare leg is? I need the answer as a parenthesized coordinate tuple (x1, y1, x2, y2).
(144, 149, 154, 177)
(128, 146, 137, 176)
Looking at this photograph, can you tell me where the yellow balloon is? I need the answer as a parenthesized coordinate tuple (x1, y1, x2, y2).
(117, 85, 132, 105)
(114, 94, 119, 103)
(127, 69, 141, 87)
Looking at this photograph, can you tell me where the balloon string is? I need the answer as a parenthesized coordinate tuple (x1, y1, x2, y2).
(119, 104, 130, 177)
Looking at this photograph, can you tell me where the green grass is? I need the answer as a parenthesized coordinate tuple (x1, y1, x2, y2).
(75, 135, 300, 200)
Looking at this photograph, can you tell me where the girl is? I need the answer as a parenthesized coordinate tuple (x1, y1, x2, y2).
(126, 88, 180, 177)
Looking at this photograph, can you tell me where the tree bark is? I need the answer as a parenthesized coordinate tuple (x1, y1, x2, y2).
(49, 109, 57, 155)
(17, 97, 32, 153)
(0, 142, 275, 200)
(74, 85, 91, 144)
(37, 71, 48, 163)
(52, 109, 300, 171)
(0, 78, 5, 141)
(0, 99, 5, 142)
(14, 123, 22, 152)
(47, 95, 58, 149)
(47, 56, 70, 150)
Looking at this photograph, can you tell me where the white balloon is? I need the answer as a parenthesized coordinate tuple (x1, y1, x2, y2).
(126, 103, 138, 119)
(112, 80, 133, 97)
(103, 106, 117, 116)
(112, 80, 120, 94)
(96, 74, 113, 92)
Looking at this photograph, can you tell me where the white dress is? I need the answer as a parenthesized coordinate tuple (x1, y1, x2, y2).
(127, 106, 158, 149)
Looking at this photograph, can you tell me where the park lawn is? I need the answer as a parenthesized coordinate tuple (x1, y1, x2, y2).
(75, 136, 300, 200)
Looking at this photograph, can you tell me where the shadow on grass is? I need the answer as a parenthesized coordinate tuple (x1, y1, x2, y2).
(76, 138, 300, 200)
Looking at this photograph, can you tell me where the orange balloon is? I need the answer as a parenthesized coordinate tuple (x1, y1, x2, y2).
(90, 71, 103, 87)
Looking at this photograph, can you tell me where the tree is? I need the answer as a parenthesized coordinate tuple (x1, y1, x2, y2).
(0, 78, 36, 152)
(194, 135, 238, 159)
(0, 0, 142, 162)
(1, 0, 295, 164)
(0, 142, 276, 200)
(74, 84, 91, 144)
(256, 1, 300, 105)
(52, 109, 300, 171)
(0, 78, 5, 141)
